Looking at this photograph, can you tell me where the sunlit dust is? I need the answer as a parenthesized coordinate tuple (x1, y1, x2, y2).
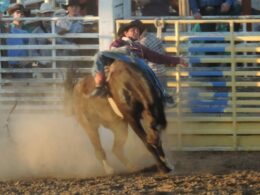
(0, 112, 155, 181)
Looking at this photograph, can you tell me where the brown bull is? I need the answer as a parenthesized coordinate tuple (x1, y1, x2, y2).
(68, 60, 173, 174)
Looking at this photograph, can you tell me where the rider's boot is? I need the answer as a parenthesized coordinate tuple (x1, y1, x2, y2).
(164, 94, 176, 108)
(89, 72, 108, 98)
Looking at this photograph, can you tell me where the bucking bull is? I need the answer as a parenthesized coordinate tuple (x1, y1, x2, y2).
(65, 59, 174, 174)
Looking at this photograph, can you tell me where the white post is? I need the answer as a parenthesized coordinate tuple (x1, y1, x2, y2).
(98, 0, 124, 51)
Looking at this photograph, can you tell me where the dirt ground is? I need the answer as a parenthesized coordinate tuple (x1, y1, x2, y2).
(0, 151, 259, 194)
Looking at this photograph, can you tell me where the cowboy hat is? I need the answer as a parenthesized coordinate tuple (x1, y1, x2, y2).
(39, 3, 54, 14)
(7, 3, 25, 15)
(117, 20, 145, 37)
(62, 0, 80, 9)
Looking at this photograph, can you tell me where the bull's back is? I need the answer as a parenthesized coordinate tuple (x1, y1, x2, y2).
(108, 60, 153, 108)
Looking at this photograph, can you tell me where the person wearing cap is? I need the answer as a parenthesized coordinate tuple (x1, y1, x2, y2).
(28, 2, 54, 77)
(6, 3, 32, 78)
(90, 20, 188, 102)
(55, 0, 84, 75)
(56, 0, 83, 36)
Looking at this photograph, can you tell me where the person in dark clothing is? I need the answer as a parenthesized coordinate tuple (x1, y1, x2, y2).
(189, 0, 241, 31)
(6, 4, 32, 78)
(141, 0, 170, 16)
(78, 0, 98, 16)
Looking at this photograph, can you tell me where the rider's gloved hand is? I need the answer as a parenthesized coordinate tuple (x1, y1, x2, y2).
(179, 55, 189, 68)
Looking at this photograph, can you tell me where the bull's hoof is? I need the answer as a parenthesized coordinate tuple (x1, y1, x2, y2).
(126, 163, 138, 173)
(102, 160, 114, 175)
(104, 165, 114, 175)
(158, 163, 175, 174)
(136, 165, 158, 173)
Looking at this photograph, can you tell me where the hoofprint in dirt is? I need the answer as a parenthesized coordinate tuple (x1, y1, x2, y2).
(0, 152, 259, 194)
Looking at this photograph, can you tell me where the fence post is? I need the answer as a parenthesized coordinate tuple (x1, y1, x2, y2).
(98, 0, 124, 51)
(51, 19, 57, 81)
(175, 21, 183, 150)
(230, 21, 238, 150)
(0, 24, 2, 89)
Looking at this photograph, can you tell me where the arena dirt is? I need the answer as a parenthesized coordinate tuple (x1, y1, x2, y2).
(0, 112, 259, 194)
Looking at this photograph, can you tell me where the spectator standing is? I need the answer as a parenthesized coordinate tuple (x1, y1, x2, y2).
(78, 0, 98, 16)
(140, 0, 170, 16)
(56, 0, 84, 43)
(56, 0, 84, 74)
(57, 0, 83, 34)
(29, 2, 54, 78)
(189, 0, 241, 31)
(0, 1, 9, 76)
(136, 0, 171, 32)
(23, 0, 45, 32)
(6, 3, 31, 78)
(76, 0, 99, 69)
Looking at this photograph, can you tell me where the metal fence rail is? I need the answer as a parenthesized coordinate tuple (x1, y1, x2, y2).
(1, 16, 260, 150)
(0, 16, 99, 111)
(116, 17, 260, 151)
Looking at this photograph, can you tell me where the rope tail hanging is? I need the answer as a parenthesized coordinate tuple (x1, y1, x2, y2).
(4, 101, 17, 141)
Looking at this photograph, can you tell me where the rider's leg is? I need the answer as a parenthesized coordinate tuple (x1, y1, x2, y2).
(90, 51, 110, 97)
(90, 72, 107, 97)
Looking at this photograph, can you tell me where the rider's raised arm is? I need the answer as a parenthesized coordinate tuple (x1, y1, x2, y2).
(141, 44, 181, 66)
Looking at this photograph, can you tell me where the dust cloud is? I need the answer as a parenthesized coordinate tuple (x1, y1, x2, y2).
(0, 111, 155, 181)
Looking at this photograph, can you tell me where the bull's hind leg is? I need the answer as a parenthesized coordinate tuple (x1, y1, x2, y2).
(128, 117, 173, 173)
(75, 112, 114, 174)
